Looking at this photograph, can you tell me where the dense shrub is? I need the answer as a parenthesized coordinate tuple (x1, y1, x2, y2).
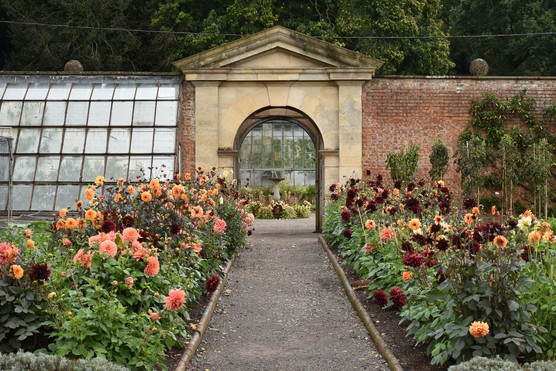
(323, 175, 556, 366)
(0, 168, 254, 369)
(0, 351, 128, 371)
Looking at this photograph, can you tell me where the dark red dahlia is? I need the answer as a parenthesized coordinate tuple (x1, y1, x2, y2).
(205, 274, 220, 292)
(436, 238, 449, 251)
(508, 219, 518, 230)
(331, 194, 339, 201)
(520, 245, 535, 262)
(374, 196, 384, 204)
(429, 223, 441, 234)
(401, 241, 414, 253)
(381, 190, 389, 199)
(389, 287, 407, 308)
(29, 263, 51, 284)
(411, 234, 428, 247)
(170, 222, 181, 235)
(343, 229, 352, 238)
(463, 198, 478, 210)
(341, 210, 351, 222)
(120, 215, 135, 228)
(366, 201, 377, 213)
(394, 180, 402, 189)
(405, 197, 422, 215)
(403, 252, 426, 268)
(373, 290, 388, 307)
(407, 182, 416, 192)
(101, 219, 117, 233)
(329, 184, 337, 193)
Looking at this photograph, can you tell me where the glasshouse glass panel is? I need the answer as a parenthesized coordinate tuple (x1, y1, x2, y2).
(113, 84, 136, 100)
(12, 185, 32, 210)
(16, 129, 41, 153)
(69, 85, 93, 100)
(35, 157, 60, 181)
(155, 101, 178, 126)
(0, 101, 23, 126)
(48, 85, 71, 100)
(135, 84, 158, 100)
(82, 156, 105, 181)
(88, 102, 111, 126)
(108, 128, 131, 153)
(157, 85, 179, 100)
(0, 185, 6, 209)
(129, 156, 152, 179)
(0, 82, 6, 99)
(39, 128, 63, 153)
(55, 185, 80, 209)
(0, 154, 9, 182)
(153, 128, 175, 152)
(151, 157, 174, 179)
(111, 101, 134, 126)
(20, 102, 45, 126)
(91, 84, 115, 100)
(25, 84, 50, 100)
(85, 129, 108, 153)
(104, 156, 129, 181)
(12, 157, 36, 181)
(131, 128, 153, 153)
(133, 101, 155, 126)
(31, 185, 56, 210)
(3, 84, 28, 100)
(43, 102, 67, 126)
(62, 128, 86, 153)
(66, 102, 89, 125)
(59, 157, 83, 181)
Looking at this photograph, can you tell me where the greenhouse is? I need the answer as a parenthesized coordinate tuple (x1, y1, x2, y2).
(0, 75, 180, 212)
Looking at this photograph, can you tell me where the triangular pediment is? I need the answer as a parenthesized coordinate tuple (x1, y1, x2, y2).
(173, 26, 383, 74)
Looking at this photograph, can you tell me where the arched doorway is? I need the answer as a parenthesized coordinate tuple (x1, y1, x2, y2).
(234, 107, 323, 231)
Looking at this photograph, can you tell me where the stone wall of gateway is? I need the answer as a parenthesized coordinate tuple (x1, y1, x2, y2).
(362, 76, 556, 191)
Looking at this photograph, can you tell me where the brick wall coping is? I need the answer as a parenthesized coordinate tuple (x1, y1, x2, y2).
(374, 75, 556, 81)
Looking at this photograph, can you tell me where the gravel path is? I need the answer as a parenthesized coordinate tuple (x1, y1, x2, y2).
(190, 216, 389, 370)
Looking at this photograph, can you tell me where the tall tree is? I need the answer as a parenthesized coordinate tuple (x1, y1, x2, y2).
(336, 0, 454, 75)
(0, 0, 175, 71)
(443, 0, 556, 75)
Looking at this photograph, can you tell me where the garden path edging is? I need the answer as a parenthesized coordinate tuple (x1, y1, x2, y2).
(175, 253, 238, 371)
(318, 235, 404, 371)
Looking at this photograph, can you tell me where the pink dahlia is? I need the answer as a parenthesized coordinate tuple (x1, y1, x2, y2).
(213, 218, 227, 234)
(99, 240, 118, 257)
(144, 256, 160, 277)
(164, 289, 186, 311)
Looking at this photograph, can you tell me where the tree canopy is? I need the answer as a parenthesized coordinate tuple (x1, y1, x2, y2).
(0, 0, 554, 75)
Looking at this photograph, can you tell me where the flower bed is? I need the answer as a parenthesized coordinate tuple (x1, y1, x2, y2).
(0, 168, 253, 370)
(323, 176, 556, 367)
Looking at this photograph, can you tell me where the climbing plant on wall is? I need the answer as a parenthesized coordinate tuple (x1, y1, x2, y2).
(455, 89, 556, 216)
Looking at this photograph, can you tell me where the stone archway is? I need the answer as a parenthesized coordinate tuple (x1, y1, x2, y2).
(234, 106, 323, 230)
(173, 26, 383, 230)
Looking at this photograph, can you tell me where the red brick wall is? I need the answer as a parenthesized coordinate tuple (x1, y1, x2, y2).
(362, 77, 556, 191)
(178, 81, 196, 174)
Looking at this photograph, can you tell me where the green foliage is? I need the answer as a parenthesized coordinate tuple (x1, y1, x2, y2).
(0, 0, 175, 71)
(0, 350, 129, 371)
(443, 0, 556, 75)
(386, 144, 420, 185)
(449, 356, 556, 371)
(455, 89, 555, 213)
(429, 140, 450, 181)
(0, 171, 253, 369)
(336, 0, 454, 74)
(323, 177, 555, 366)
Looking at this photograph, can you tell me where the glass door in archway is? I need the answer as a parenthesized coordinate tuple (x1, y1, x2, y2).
(239, 119, 316, 187)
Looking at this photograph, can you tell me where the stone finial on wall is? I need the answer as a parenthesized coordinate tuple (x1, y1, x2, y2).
(64, 60, 84, 72)
(469, 58, 489, 76)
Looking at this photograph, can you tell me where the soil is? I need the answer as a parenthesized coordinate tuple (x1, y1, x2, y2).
(333, 247, 449, 371)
